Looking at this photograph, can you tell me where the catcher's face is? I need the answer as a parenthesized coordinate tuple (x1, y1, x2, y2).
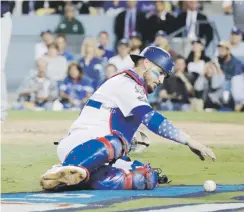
(143, 59, 165, 94)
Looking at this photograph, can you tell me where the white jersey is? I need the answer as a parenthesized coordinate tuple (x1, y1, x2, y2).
(57, 70, 151, 162)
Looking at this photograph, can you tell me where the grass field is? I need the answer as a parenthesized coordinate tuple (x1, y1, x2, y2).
(1, 111, 244, 212)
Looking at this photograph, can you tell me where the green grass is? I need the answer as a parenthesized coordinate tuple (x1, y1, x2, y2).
(2, 143, 244, 193)
(2, 110, 244, 211)
(7, 110, 244, 124)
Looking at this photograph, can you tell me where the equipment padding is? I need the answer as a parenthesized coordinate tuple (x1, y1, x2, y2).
(89, 166, 129, 190)
(88, 161, 158, 190)
(62, 134, 124, 172)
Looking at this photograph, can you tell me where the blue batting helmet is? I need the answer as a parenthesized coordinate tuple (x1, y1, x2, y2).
(130, 46, 174, 77)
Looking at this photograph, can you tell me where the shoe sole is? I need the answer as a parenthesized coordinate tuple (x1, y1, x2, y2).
(40, 166, 87, 191)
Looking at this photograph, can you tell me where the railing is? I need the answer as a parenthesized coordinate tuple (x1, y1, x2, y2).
(167, 20, 221, 58)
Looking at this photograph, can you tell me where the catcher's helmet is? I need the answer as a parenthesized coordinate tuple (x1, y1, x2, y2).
(130, 46, 174, 77)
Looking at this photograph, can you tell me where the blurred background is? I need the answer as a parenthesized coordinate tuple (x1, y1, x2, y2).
(5, 0, 244, 112)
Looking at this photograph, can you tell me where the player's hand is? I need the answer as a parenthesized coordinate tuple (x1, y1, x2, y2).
(187, 140, 216, 161)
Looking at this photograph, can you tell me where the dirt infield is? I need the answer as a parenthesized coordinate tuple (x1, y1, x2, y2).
(2, 120, 244, 145)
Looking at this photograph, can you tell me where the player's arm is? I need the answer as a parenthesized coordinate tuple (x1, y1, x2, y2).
(131, 105, 216, 161)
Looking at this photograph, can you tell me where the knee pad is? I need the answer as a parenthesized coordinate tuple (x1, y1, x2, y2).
(62, 134, 124, 172)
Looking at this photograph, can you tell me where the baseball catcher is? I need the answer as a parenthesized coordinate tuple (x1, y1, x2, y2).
(40, 46, 216, 191)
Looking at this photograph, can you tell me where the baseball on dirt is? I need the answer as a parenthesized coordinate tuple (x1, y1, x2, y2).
(203, 180, 216, 192)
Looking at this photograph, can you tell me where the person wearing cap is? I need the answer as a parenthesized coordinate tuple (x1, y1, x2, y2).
(146, 0, 175, 43)
(129, 31, 143, 55)
(35, 30, 54, 60)
(154, 30, 177, 60)
(40, 46, 216, 192)
(216, 40, 242, 108)
(108, 38, 134, 72)
(229, 27, 244, 60)
(217, 40, 242, 82)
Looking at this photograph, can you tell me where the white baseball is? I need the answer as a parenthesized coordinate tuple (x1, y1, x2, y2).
(203, 180, 216, 192)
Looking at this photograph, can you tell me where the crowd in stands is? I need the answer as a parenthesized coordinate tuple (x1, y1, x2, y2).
(11, 0, 244, 112)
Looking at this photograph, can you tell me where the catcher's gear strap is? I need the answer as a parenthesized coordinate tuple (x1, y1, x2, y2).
(111, 69, 147, 93)
(62, 134, 124, 172)
(134, 107, 189, 145)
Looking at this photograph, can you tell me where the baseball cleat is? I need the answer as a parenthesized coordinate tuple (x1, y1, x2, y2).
(40, 165, 87, 191)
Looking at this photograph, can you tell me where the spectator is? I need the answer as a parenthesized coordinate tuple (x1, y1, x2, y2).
(231, 64, 244, 112)
(97, 45, 108, 64)
(55, 34, 74, 62)
(15, 58, 57, 110)
(114, 0, 147, 45)
(217, 41, 242, 82)
(146, 0, 175, 43)
(171, 0, 184, 17)
(99, 63, 118, 86)
(20, 0, 56, 15)
(89, 1, 105, 15)
(74, 1, 91, 14)
(43, 1, 88, 15)
(35, 30, 54, 60)
(97, 31, 115, 60)
(216, 41, 242, 108)
(222, 0, 233, 15)
(154, 30, 177, 60)
(105, 63, 118, 79)
(229, 27, 244, 61)
(104, 0, 126, 16)
(158, 56, 193, 111)
(194, 62, 225, 110)
(55, 3, 85, 35)
(108, 38, 134, 72)
(59, 63, 94, 110)
(69, 1, 104, 15)
(42, 43, 68, 83)
(137, 1, 155, 13)
(129, 31, 143, 55)
(186, 39, 210, 76)
(173, 0, 213, 46)
(78, 37, 104, 90)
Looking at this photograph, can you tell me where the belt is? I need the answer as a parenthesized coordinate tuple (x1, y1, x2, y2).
(86, 99, 113, 112)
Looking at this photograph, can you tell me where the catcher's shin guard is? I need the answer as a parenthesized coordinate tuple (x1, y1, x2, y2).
(89, 163, 160, 190)
(40, 165, 87, 191)
(62, 133, 129, 173)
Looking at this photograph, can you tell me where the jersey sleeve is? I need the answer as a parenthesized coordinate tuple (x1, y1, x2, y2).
(114, 77, 151, 117)
(142, 110, 189, 145)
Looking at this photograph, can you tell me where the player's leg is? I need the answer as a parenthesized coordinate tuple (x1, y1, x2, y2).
(40, 131, 130, 191)
(0, 12, 12, 122)
(88, 159, 169, 190)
